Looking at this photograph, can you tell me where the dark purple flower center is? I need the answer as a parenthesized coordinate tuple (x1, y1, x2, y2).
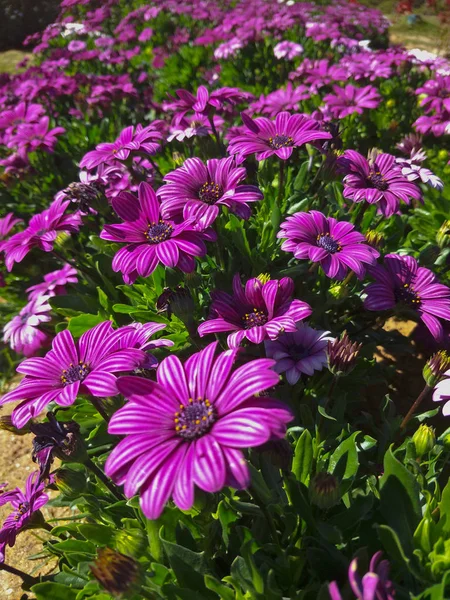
(36, 228, 48, 236)
(367, 169, 389, 191)
(174, 398, 216, 440)
(394, 283, 421, 308)
(61, 361, 90, 386)
(242, 308, 268, 329)
(289, 344, 311, 361)
(145, 220, 173, 244)
(317, 233, 341, 254)
(20, 312, 30, 323)
(198, 181, 224, 205)
(14, 502, 30, 521)
(268, 133, 294, 150)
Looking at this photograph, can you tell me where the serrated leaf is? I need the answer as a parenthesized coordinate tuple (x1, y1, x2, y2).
(292, 429, 313, 485)
(329, 431, 360, 480)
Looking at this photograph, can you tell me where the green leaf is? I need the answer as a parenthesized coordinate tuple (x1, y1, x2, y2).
(439, 478, 450, 534)
(329, 431, 360, 480)
(161, 530, 214, 597)
(52, 540, 96, 555)
(317, 405, 337, 421)
(292, 429, 313, 485)
(204, 575, 235, 600)
(31, 582, 78, 600)
(68, 313, 105, 337)
(378, 524, 424, 581)
(379, 445, 421, 554)
(77, 524, 114, 546)
(293, 161, 309, 192)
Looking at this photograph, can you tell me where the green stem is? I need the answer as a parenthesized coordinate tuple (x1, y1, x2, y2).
(86, 458, 124, 502)
(209, 116, 225, 157)
(317, 375, 339, 439)
(89, 396, 110, 423)
(400, 384, 432, 430)
(249, 486, 280, 547)
(277, 159, 285, 205)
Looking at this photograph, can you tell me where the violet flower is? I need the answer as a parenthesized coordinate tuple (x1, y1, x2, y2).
(329, 552, 395, 600)
(1, 197, 82, 271)
(111, 322, 174, 370)
(0, 213, 22, 240)
(26, 264, 78, 300)
(265, 324, 334, 384)
(105, 341, 293, 519)
(338, 150, 422, 217)
(323, 85, 380, 119)
(159, 157, 263, 229)
(164, 86, 252, 122)
(198, 274, 312, 348)
(3, 296, 52, 357)
(101, 182, 213, 284)
(273, 41, 304, 60)
(278, 211, 379, 280)
(396, 151, 443, 190)
(0, 472, 50, 559)
(0, 321, 146, 428)
(7, 116, 66, 153)
(80, 123, 163, 170)
(364, 254, 450, 341)
(227, 111, 331, 161)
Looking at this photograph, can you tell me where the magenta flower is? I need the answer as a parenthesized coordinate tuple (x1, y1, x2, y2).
(338, 150, 422, 217)
(265, 324, 334, 384)
(329, 552, 395, 600)
(278, 211, 379, 280)
(79, 124, 163, 170)
(252, 84, 310, 117)
(0, 213, 22, 240)
(164, 86, 252, 121)
(198, 275, 312, 348)
(416, 75, 450, 114)
(0, 472, 50, 559)
(273, 41, 303, 60)
(26, 264, 78, 300)
(227, 112, 331, 161)
(159, 157, 263, 229)
(396, 151, 443, 190)
(364, 254, 450, 341)
(7, 116, 65, 153)
(1, 197, 82, 271)
(323, 85, 380, 119)
(101, 182, 213, 284)
(0, 321, 146, 428)
(105, 341, 293, 518)
(3, 295, 52, 357)
(112, 322, 174, 370)
(0, 102, 45, 132)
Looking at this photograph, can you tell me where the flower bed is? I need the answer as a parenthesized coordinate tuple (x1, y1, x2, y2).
(0, 0, 450, 598)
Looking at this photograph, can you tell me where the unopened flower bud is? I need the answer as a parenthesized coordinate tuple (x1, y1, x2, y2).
(309, 472, 340, 509)
(91, 548, 141, 597)
(172, 152, 185, 167)
(327, 332, 362, 376)
(115, 528, 147, 559)
(436, 220, 450, 249)
(328, 283, 349, 302)
(63, 181, 103, 214)
(438, 149, 449, 162)
(423, 351, 450, 387)
(365, 230, 385, 251)
(413, 424, 436, 456)
(0, 415, 30, 435)
(257, 273, 271, 284)
(53, 468, 87, 497)
(386, 98, 395, 109)
(156, 285, 194, 323)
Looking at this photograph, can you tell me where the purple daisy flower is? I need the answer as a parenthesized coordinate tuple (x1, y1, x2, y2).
(0, 472, 50, 559)
(101, 182, 213, 284)
(323, 85, 381, 119)
(338, 150, 422, 217)
(364, 254, 450, 341)
(227, 111, 331, 161)
(278, 211, 379, 280)
(197, 275, 312, 348)
(329, 552, 395, 600)
(265, 323, 334, 384)
(105, 341, 293, 519)
(7, 116, 66, 153)
(1, 197, 82, 271)
(79, 123, 163, 170)
(159, 157, 263, 229)
(0, 321, 146, 428)
(112, 322, 174, 370)
(273, 41, 304, 60)
(0, 213, 22, 240)
(26, 264, 78, 300)
(3, 295, 52, 357)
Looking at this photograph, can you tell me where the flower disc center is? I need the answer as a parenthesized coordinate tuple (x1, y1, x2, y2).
(317, 233, 341, 254)
(242, 308, 268, 329)
(61, 362, 90, 385)
(268, 133, 293, 149)
(367, 169, 389, 191)
(174, 399, 216, 440)
(198, 181, 223, 205)
(394, 283, 421, 308)
(145, 221, 173, 244)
